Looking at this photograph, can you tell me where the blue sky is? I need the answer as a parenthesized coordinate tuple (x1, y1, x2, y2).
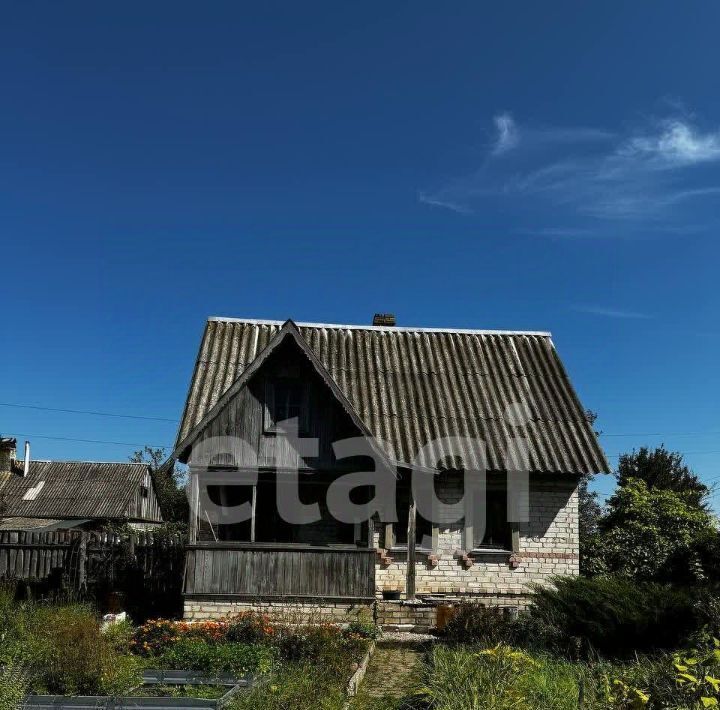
(1, 1, 718, 505)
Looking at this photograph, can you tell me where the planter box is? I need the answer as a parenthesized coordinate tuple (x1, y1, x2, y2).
(23, 670, 256, 710)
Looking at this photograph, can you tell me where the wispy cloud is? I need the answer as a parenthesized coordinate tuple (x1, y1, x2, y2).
(572, 305, 653, 320)
(420, 111, 720, 223)
(492, 113, 519, 155)
(417, 191, 471, 214)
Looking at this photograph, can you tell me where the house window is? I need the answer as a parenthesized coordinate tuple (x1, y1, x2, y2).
(265, 379, 307, 433)
(390, 485, 434, 550)
(469, 484, 513, 552)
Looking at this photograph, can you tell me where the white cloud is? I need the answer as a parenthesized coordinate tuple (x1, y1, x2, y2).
(622, 120, 720, 166)
(572, 305, 652, 320)
(492, 113, 518, 154)
(417, 191, 472, 214)
(420, 111, 720, 222)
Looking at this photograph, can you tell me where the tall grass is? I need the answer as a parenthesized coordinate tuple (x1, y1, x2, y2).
(0, 586, 142, 696)
(0, 662, 29, 710)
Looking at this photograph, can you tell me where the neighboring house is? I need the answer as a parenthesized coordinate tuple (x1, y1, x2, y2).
(173, 315, 608, 624)
(0, 438, 163, 531)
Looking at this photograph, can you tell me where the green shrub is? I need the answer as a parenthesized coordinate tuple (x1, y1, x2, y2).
(441, 603, 518, 646)
(159, 639, 275, 676)
(273, 624, 343, 663)
(0, 596, 141, 696)
(97, 654, 144, 697)
(343, 619, 379, 640)
(529, 576, 703, 657)
(131, 619, 182, 656)
(102, 619, 135, 655)
(28, 604, 114, 694)
(226, 612, 274, 644)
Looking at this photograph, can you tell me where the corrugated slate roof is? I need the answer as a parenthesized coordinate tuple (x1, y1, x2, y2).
(175, 318, 609, 474)
(0, 517, 74, 531)
(0, 461, 155, 521)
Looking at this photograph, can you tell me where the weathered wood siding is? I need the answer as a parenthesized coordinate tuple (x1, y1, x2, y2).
(190, 340, 361, 471)
(126, 468, 164, 522)
(184, 544, 376, 600)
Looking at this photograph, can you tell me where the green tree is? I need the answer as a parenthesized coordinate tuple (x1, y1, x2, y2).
(616, 445, 709, 509)
(130, 447, 188, 525)
(579, 410, 603, 539)
(587, 478, 716, 582)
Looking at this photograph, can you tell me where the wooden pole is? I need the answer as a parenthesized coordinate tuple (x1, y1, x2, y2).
(406, 489, 416, 600)
(188, 471, 200, 544)
(78, 531, 88, 592)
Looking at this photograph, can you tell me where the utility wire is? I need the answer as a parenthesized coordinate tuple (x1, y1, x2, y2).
(14, 432, 173, 449)
(0, 402, 178, 423)
(1, 400, 720, 439)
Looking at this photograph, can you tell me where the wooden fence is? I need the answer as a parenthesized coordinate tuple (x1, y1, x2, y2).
(0, 530, 186, 617)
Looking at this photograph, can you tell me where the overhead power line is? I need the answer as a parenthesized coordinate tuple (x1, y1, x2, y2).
(14, 432, 173, 449)
(0, 402, 178, 423)
(2, 400, 719, 439)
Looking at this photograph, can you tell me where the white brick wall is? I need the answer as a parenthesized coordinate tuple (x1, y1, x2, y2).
(375, 476, 579, 602)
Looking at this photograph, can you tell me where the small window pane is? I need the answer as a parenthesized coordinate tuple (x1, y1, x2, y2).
(269, 380, 305, 430)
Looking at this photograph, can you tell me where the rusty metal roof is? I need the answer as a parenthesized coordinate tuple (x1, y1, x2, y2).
(0, 461, 157, 521)
(176, 318, 609, 474)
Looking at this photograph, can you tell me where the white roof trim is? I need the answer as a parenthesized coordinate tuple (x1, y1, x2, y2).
(208, 317, 552, 338)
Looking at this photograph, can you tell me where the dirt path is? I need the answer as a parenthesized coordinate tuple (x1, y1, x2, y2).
(351, 641, 426, 709)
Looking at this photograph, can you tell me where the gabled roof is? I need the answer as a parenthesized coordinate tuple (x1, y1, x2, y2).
(0, 461, 159, 521)
(175, 317, 609, 474)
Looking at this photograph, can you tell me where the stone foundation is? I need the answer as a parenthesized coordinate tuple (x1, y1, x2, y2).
(183, 597, 373, 622)
(185, 595, 530, 632)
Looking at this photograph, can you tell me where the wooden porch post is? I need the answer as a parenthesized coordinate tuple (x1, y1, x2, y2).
(188, 471, 200, 544)
(406, 488, 416, 600)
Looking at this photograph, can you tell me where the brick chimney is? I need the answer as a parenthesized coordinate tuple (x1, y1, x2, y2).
(0, 437, 17, 475)
(372, 313, 396, 327)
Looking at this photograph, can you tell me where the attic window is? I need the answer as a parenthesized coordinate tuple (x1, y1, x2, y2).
(265, 379, 308, 434)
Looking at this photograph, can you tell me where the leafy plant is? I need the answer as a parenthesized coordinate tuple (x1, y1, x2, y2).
(0, 662, 28, 710)
(343, 619, 379, 640)
(159, 639, 275, 676)
(672, 639, 720, 708)
(226, 612, 274, 644)
(230, 662, 348, 710)
(131, 619, 181, 656)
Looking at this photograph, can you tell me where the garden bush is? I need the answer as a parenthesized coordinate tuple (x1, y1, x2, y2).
(226, 612, 274, 644)
(131, 619, 229, 656)
(343, 619, 380, 640)
(27, 603, 143, 695)
(159, 639, 276, 676)
(0, 589, 142, 697)
(441, 603, 519, 646)
(528, 576, 706, 657)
